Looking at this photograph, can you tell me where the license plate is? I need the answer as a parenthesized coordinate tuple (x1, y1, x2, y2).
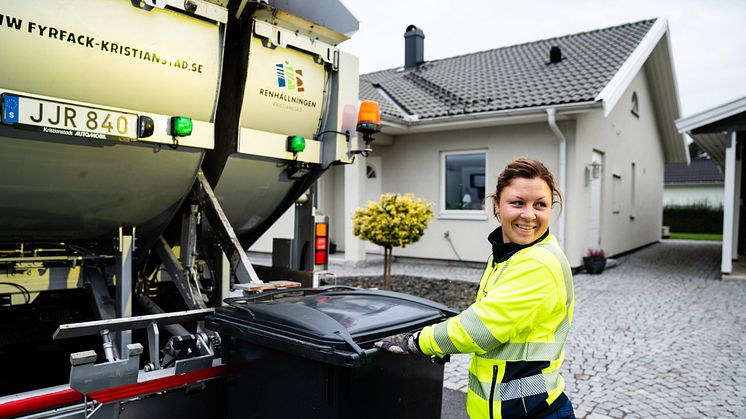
(2, 94, 138, 141)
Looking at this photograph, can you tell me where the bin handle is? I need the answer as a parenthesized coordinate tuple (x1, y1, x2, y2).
(334, 330, 372, 365)
(223, 300, 256, 319)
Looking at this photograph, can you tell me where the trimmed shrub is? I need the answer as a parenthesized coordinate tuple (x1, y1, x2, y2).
(663, 203, 723, 234)
(352, 193, 433, 289)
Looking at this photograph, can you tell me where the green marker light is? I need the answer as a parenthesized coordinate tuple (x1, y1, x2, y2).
(170, 116, 193, 137)
(287, 135, 306, 153)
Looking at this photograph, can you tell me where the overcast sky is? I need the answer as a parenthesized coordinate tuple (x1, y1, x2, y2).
(338, 0, 746, 116)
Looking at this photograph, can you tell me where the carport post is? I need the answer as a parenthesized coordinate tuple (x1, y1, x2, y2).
(733, 143, 743, 262)
(722, 129, 737, 274)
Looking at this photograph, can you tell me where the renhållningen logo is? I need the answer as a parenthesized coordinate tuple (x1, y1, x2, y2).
(276, 62, 304, 92)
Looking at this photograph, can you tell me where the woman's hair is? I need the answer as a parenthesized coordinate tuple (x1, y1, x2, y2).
(492, 157, 563, 213)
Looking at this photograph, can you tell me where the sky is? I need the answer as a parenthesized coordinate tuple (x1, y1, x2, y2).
(338, 0, 746, 116)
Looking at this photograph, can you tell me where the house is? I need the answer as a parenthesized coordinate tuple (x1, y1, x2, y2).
(253, 18, 687, 269)
(676, 96, 746, 275)
(664, 158, 724, 208)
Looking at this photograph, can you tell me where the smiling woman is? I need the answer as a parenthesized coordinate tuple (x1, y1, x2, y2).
(494, 177, 552, 245)
(375, 158, 576, 419)
(492, 158, 563, 245)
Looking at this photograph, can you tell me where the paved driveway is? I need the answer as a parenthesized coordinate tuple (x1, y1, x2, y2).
(441, 240, 746, 418)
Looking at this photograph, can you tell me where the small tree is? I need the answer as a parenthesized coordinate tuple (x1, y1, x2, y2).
(352, 193, 433, 289)
(688, 141, 708, 160)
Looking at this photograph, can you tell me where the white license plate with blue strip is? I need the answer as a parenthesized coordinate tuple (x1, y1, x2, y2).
(2, 94, 138, 141)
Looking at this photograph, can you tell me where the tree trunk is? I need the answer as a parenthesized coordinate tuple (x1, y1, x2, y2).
(383, 246, 393, 290)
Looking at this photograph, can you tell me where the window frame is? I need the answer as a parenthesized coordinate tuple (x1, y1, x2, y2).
(439, 150, 488, 220)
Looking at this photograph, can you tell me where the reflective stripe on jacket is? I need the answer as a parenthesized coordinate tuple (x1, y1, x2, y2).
(418, 234, 574, 419)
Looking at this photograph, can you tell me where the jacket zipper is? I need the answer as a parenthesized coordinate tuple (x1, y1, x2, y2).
(489, 365, 498, 419)
(492, 259, 511, 285)
(478, 260, 508, 302)
(476, 264, 493, 302)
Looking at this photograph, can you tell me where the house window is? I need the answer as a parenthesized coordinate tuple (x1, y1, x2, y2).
(441, 151, 487, 218)
(631, 92, 639, 118)
(366, 165, 376, 179)
(612, 173, 622, 214)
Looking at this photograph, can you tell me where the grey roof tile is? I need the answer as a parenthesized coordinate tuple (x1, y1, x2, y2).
(361, 19, 656, 122)
(664, 159, 724, 184)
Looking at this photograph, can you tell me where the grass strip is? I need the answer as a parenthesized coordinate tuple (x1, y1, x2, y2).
(668, 232, 722, 241)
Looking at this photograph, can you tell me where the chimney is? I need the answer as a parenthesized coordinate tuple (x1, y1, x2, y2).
(404, 25, 425, 69)
(549, 46, 562, 64)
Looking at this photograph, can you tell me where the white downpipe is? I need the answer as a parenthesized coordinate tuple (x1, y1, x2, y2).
(546, 108, 567, 250)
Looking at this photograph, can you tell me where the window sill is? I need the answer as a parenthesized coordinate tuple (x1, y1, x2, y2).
(438, 212, 489, 221)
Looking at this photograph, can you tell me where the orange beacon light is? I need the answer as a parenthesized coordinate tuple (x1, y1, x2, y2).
(356, 100, 381, 137)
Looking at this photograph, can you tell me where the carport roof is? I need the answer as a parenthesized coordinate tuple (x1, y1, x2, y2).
(676, 97, 746, 168)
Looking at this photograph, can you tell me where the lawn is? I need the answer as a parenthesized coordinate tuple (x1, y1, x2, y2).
(668, 232, 722, 241)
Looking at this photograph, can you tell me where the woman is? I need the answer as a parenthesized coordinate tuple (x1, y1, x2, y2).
(375, 158, 575, 419)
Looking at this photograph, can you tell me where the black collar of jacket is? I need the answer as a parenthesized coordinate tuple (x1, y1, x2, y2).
(488, 226, 550, 266)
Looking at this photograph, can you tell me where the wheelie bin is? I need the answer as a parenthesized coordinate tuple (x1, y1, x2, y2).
(206, 286, 458, 419)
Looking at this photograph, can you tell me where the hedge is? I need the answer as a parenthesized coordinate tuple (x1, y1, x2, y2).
(662, 204, 723, 234)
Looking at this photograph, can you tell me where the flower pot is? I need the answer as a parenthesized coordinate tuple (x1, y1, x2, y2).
(583, 256, 606, 274)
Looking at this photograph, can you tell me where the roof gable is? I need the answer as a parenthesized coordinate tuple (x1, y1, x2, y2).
(361, 19, 656, 122)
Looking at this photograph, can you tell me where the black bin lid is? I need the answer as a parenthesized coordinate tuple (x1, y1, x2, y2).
(206, 286, 457, 367)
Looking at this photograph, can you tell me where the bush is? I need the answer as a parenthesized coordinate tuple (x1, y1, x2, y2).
(352, 193, 433, 289)
(662, 203, 723, 234)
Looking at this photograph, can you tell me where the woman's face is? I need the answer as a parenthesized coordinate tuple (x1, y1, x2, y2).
(495, 177, 552, 245)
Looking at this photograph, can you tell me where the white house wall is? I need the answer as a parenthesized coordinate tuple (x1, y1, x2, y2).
(366, 122, 566, 263)
(572, 68, 666, 264)
(663, 184, 724, 208)
(248, 205, 295, 253)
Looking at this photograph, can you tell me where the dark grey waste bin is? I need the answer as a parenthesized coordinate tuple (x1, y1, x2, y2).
(206, 286, 458, 419)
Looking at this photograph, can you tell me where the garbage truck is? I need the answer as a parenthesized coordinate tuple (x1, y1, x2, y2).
(0, 1, 457, 418)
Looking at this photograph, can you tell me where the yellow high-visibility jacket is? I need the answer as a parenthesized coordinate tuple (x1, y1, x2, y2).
(418, 231, 574, 419)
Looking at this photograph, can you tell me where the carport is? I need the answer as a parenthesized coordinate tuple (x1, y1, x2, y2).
(676, 97, 746, 275)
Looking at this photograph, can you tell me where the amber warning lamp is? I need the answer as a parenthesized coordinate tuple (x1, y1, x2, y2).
(356, 100, 381, 136)
(349, 100, 381, 157)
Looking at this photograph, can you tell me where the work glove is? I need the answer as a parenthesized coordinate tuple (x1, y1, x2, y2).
(374, 331, 420, 355)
